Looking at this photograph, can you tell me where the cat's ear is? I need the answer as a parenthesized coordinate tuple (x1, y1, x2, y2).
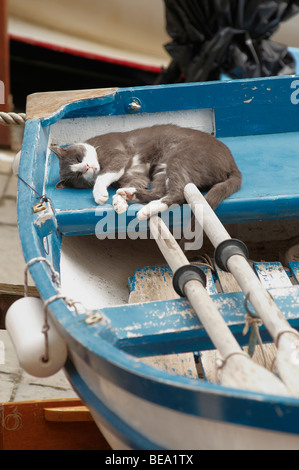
(56, 180, 67, 189)
(50, 146, 67, 159)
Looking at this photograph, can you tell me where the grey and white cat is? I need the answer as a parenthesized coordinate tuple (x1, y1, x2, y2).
(50, 124, 241, 220)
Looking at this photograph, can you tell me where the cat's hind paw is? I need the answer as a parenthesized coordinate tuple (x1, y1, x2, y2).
(116, 187, 137, 201)
(113, 194, 128, 214)
(137, 199, 168, 220)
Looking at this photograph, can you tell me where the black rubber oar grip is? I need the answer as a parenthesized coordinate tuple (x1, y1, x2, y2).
(215, 239, 249, 272)
(172, 265, 206, 297)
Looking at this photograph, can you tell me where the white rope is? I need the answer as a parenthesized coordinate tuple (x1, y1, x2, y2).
(216, 351, 249, 383)
(0, 112, 26, 126)
(194, 253, 215, 272)
(275, 329, 299, 347)
(243, 311, 266, 366)
(24, 257, 60, 297)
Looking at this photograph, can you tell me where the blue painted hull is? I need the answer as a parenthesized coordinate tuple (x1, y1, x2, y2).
(17, 66, 299, 449)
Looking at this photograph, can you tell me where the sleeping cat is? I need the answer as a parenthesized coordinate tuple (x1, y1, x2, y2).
(50, 124, 241, 220)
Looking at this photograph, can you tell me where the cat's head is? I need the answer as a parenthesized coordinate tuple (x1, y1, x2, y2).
(51, 143, 100, 189)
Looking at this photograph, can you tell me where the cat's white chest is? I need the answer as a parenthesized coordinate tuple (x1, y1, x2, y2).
(128, 154, 150, 176)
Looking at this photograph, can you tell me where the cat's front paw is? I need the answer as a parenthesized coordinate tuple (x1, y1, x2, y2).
(93, 188, 109, 205)
(112, 194, 128, 214)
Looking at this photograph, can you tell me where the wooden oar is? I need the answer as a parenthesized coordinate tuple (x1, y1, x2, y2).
(148, 215, 289, 396)
(184, 183, 299, 396)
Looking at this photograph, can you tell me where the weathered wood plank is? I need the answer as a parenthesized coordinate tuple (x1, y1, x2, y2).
(129, 265, 202, 378)
(254, 262, 292, 289)
(141, 353, 200, 379)
(0, 398, 111, 450)
(214, 264, 242, 293)
(26, 88, 118, 120)
(128, 266, 180, 304)
(128, 263, 217, 303)
(44, 405, 93, 422)
(202, 261, 283, 381)
(236, 260, 279, 371)
(289, 261, 299, 284)
(0, 283, 39, 296)
(201, 262, 241, 382)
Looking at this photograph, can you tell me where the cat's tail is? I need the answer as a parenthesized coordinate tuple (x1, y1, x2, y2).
(180, 168, 242, 251)
(204, 167, 242, 210)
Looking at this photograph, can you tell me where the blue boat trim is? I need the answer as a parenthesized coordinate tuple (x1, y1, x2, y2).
(64, 358, 163, 450)
(41, 75, 299, 139)
(60, 316, 299, 437)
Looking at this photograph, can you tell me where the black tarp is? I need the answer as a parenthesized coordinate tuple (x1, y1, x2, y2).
(157, 0, 299, 83)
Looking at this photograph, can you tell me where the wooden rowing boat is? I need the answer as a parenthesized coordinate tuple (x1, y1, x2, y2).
(6, 62, 299, 449)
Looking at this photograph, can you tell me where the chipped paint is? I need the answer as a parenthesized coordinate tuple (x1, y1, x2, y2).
(33, 203, 58, 238)
(95, 260, 299, 359)
(34, 209, 53, 227)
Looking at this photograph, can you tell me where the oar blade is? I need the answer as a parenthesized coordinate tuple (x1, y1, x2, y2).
(221, 355, 290, 396)
(276, 334, 299, 396)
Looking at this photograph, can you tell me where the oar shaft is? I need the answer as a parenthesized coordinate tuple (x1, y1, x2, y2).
(149, 216, 250, 358)
(149, 215, 289, 395)
(184, 184, 230, 246)
(184, 183, 296, 343)
(227, 256, 290, 340)
(149, 215, 189, 272)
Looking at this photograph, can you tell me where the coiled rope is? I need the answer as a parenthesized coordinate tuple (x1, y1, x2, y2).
(0, 111, 26, 126)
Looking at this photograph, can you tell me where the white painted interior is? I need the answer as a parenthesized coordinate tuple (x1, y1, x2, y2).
(49, 109, 215, 145)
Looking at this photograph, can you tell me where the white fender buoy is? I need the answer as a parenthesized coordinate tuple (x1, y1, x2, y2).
(5, 297, 68, 378)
